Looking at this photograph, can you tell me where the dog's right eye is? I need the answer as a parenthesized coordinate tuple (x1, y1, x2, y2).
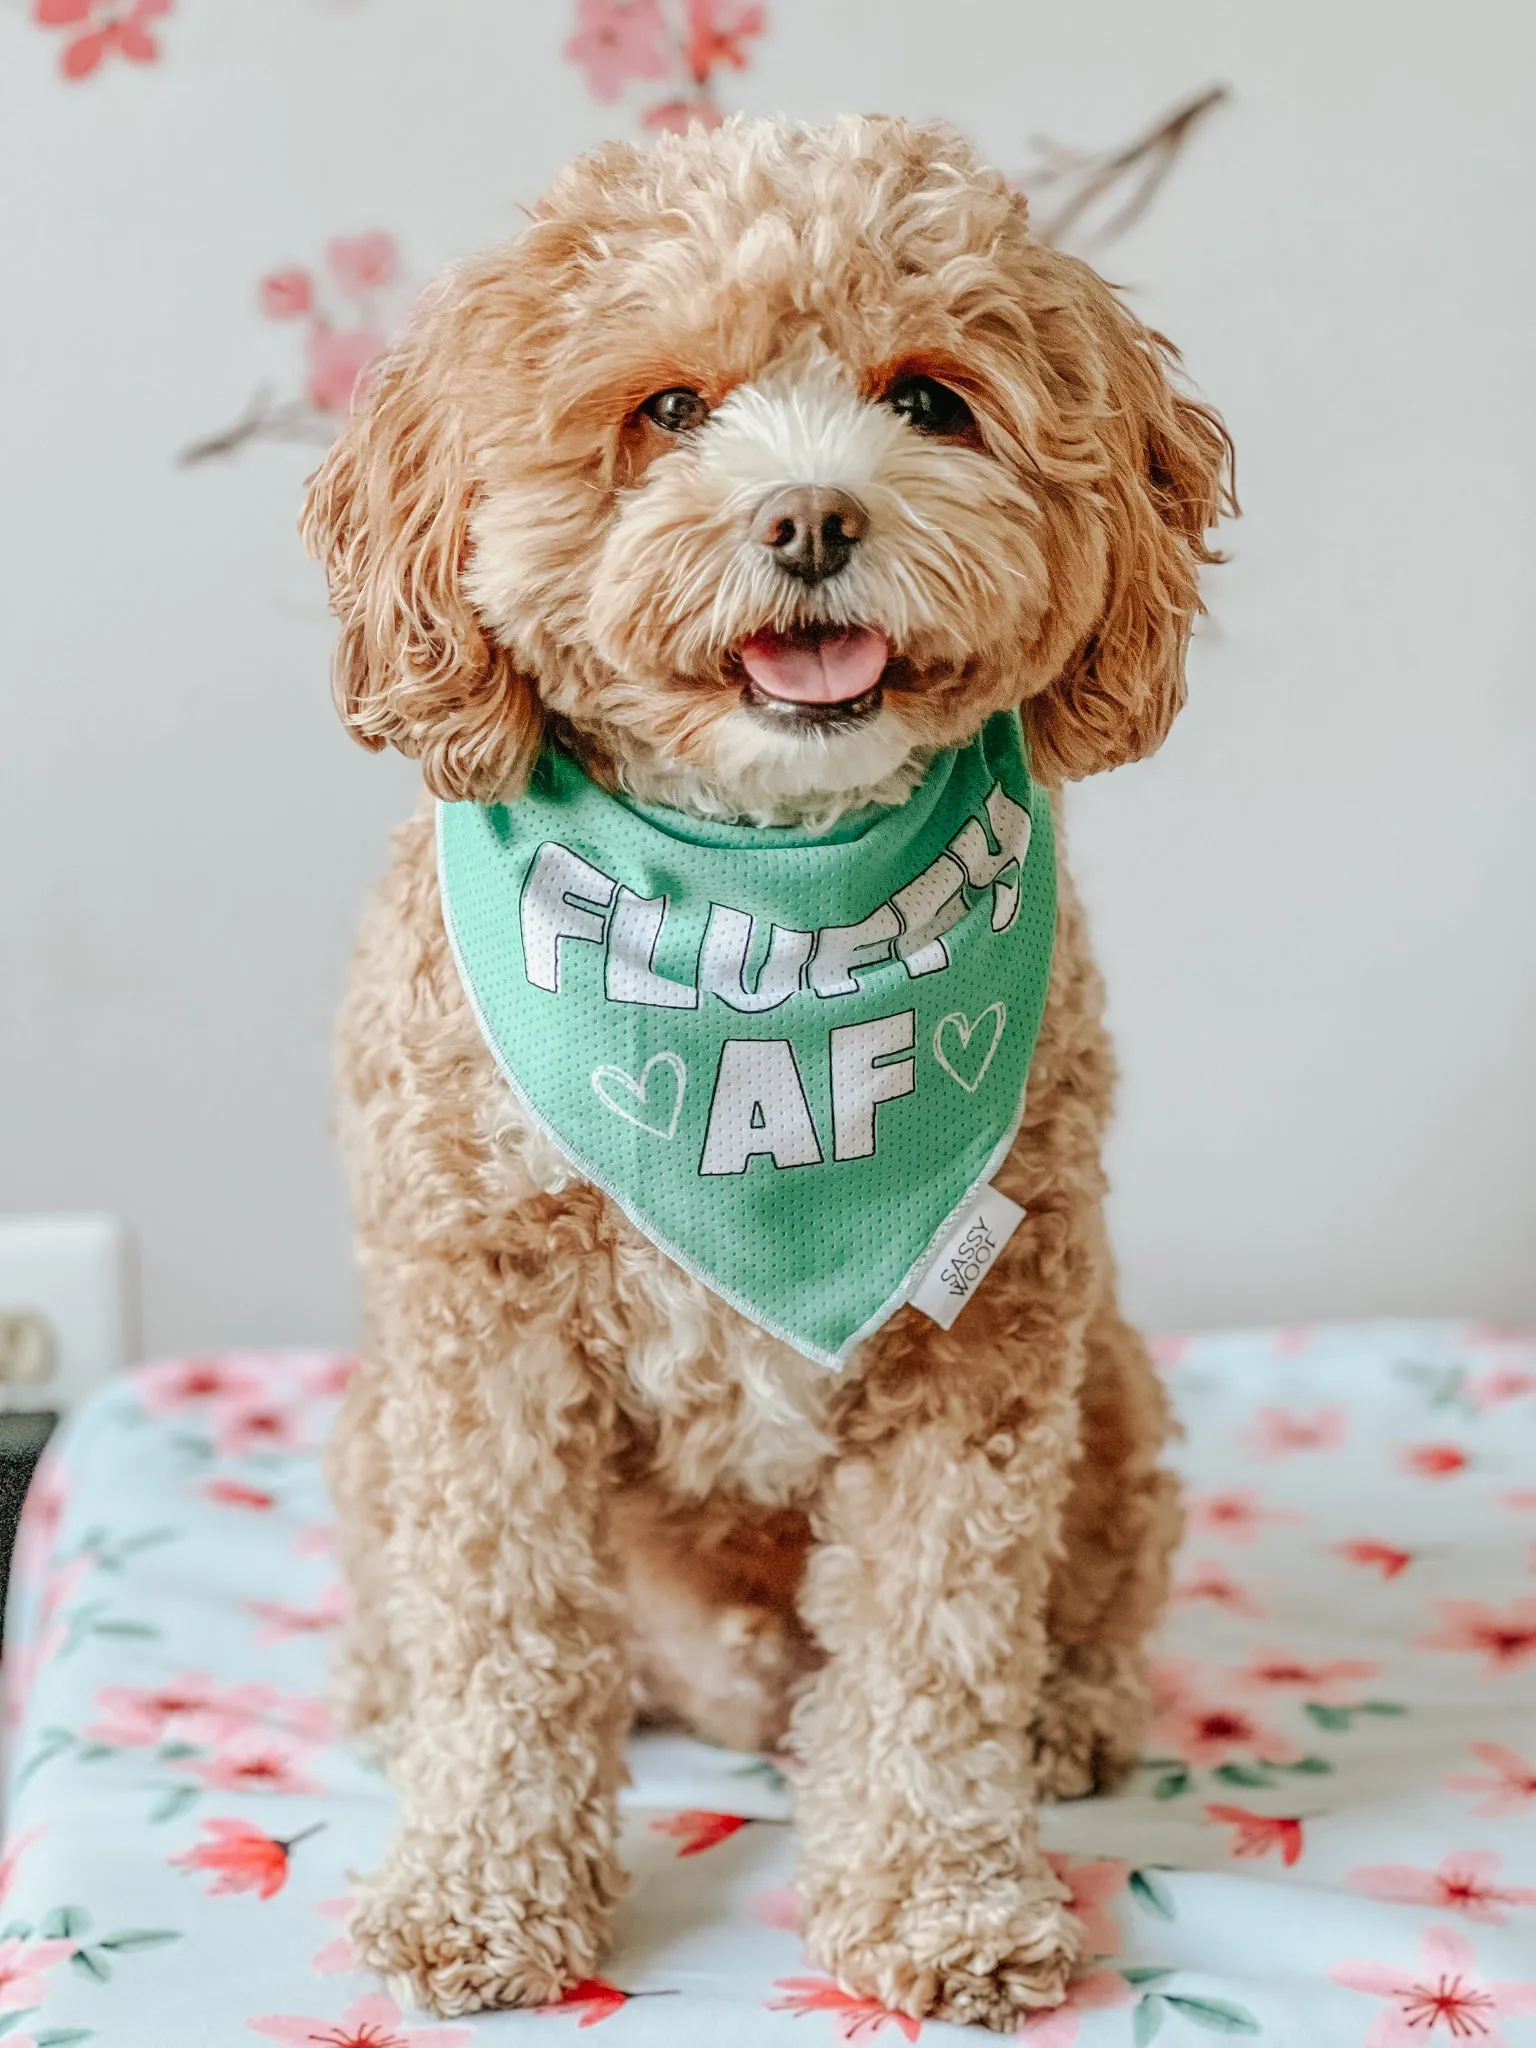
(641, 388, 710, 434)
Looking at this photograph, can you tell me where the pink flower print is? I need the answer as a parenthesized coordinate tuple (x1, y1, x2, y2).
(180, 1730, 321, 1797)
(88, 1672, 273, 1749)
(642, 95, 724, 134)
(0, 1828, 44, 1910)
(563, 0, 669, 102)
(1502, 1490, 1536, 1513)
(751, 1883, 799, 1931)
(767, 1978, 921, 2040)
(1329, 1923, 1536, 2046)
(1149, 1333, 1189, 1370)
(210, 1394, 307, 1459)
(1148, 1661, 1300, 1770)
(249, 1584, 348, 1646)
(293, 1521, 339, 1559)
(1240, 1404, 1346, 1457)
(1185, 1488, 1302, 1545)
(249, 1991, 473, 2046)
(1446, 1743, 1536, 1817)
(259, 268, 313, 320)
(304, 1354, 358, 1399)
(326, 233, 398, 299)
(1347, 1851, 1536, 1926)
(1171, 1558, 1265, 1618)
(1471, 1366, 1536, 1407)
(312, 1894, 356, 1975)
(136, 1355, 262, 1414)
(34, 0, 171, 80)
(1419, 1598, 1536, 1676)
(271, 1690, 334, 1744)
(683, 0, 764, 85)
(0, 1934, 75, 2012)
(1231, 1645, 1381, 1703)
(303, 322, 385, 417)
(1042, 1854, 1127, 1959)
(1335, 1538, 1415, 1580)
(1016, 1968, 1134, 2045)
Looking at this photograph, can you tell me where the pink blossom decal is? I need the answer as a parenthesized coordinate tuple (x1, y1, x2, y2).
(1205, 1803, 1305, 1867)
(1042, 1853, 1128, 1959)
(1418, 1598, 1536, 1676)
(1445, 1742, 1536, 1816)
(1184, 1488, 1303, 1545)
(563, 0, 766, 134)
(30, 0, 171, 81)
(767, 1977, 920, 2041)
(249, 1991, 473, 2046)
(1171, 1558, 1266, 1618)
(1239, 1404, 1346, 1457)
(181, 234, 410, 466)
(1015, 1969, 1135, 2045)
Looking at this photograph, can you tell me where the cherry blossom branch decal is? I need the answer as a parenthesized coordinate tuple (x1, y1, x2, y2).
(1019, 83, 1231, 252)
(564, 0, 765, 133)
(178, 232, 409, 467)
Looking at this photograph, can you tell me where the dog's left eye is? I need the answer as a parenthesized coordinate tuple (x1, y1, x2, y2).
(885, 374, 975, 438)
(641, 387, 710, 434)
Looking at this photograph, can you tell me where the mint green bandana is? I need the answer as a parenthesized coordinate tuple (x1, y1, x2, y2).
(438, 710, 1056, 1367)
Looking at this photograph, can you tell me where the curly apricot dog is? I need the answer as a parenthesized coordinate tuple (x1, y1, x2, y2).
(304, 114, 1232, 2030)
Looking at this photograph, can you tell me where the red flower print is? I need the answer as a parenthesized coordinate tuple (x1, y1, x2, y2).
(1446, 1743, 1536, 1817)
(181, 1730, 321, 1797)
(172, 1817, 325, 1900)
(1336, 1538, 1414, 1580)
(212, 1396, 308, 1458)
(1418, 1598, 1536, 1675)
(135, 1355, 262, 1415)
(1405, 1442, 1470, 1479)
(1171, 1559, 1266, 1618)
(1042, 1853, 1128, 1958)
(33, 0, 171, 81)
(249, 1584, 349, 1646)
(767, 1978, 921, 2041)
(326, 233, 398, 298)
(1184, 1488, 1302, 1545)
(1468, 1365, 1536, 1407)
(249, 1991, 472, 2047)
(1015, 1968, 1134, 2045)
(204, 1478, 277, 1511)
(303, 322, 386, 417)
(540, 1979, 650, 2027)
(1231, 1644, 1381, 1704)
(1347, 1851, 1536, 1926)
(649, 1809, 750, 1857)
(1205, 1803, 1305, 1867)
(683, 0, 764, 85)
(1330, 1923, 1536, 2046)
(563, 0, 669, 102)
(1240, 1404, 1346, 1457)
(259, 269, 313, 320)
(0, 1933, 75, 2011)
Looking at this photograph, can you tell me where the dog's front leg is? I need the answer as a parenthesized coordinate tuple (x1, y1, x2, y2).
(347, 1265, 627, 2019)
(792, 1345, 1084, 2032)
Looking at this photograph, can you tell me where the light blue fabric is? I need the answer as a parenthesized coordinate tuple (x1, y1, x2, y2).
(2, 1323, 1535, 2046)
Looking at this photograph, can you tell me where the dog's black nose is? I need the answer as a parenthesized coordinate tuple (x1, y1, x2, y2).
(750, 486, 867, 584)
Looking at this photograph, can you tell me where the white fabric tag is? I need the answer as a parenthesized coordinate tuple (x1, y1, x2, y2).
(909, 1183, 1026, 1330)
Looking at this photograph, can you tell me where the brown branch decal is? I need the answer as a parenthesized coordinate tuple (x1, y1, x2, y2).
(1019, 83, 1231, 251)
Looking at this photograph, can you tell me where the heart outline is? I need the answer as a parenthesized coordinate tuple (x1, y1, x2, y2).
(591, 1051, 686, 1139)
(933, 1003, 1007, 1094)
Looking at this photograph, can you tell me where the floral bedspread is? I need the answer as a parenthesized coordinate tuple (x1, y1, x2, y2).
(2, 1322, 1535, 2047)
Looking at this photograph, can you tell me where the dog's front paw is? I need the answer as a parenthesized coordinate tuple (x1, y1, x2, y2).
(351, 1832, 622, 2017)
(803, 1864, 1082, 2032)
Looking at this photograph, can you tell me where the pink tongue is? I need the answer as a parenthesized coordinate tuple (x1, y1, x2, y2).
(740, 626, 889, 704)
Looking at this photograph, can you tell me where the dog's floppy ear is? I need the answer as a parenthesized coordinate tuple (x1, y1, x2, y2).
(300, 284, 542, 803)
(1023, 262, 1235, 783)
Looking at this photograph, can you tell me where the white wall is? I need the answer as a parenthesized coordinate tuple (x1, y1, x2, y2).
(2, 0, 1532, 1355)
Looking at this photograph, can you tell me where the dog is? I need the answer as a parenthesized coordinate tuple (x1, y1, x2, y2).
(303, 113, 1233, 2030)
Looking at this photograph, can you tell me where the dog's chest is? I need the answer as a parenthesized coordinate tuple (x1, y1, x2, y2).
(482, 1085, 841, 1504)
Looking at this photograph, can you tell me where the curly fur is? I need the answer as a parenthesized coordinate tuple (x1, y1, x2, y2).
(305, 114, 1233, 2028)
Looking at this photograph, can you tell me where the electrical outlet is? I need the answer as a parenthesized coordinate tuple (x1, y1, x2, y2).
(0, 1215, 134, 1414)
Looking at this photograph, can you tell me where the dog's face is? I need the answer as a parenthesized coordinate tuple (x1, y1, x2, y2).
(305, 117, 1232, 822)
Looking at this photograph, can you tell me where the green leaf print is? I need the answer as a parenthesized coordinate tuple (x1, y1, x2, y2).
(1165, 1993, 1261, 2034)
(0, 2013, 39, 2039)
(37, 2031, 95, 2047)
(148, 1785, 200, 1825)
(1129, 1869, 1177, 1921)
(1153, 1766, 1192, 1799)
(1212, 1762, 1274, 1789)
(1124, 1969, 1177, 1988)
(68, 1948, 110, 1984)
(98, 1931, 181, 1952)
(1134, 1994, 1168, 2045)
(1305, 1699, 1407, 1733)
(40, 1906, 90, 1940)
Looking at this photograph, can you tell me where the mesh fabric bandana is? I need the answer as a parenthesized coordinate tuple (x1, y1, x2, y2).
(438, 710, 1057, 1368)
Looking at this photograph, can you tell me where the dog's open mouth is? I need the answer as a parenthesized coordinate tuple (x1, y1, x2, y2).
(738, 624, 890, 726)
